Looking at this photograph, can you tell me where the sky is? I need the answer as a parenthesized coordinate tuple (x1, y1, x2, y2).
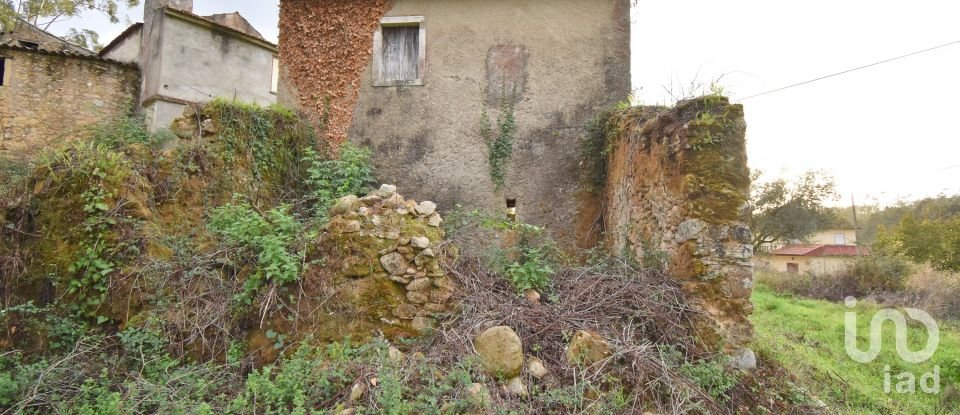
(49, 1, 960, 207)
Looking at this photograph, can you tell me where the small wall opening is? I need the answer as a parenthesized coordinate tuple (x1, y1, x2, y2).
(0, 57, 6, 86)
(506, 198, 517, 222)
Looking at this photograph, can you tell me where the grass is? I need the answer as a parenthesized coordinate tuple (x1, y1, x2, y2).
(752, 283, 960, 414)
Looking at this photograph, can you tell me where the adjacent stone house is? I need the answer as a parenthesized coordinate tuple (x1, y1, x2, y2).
(278, 0, 632, 249)
(0, 21, 139, 160)
(101, 0, 279, 132)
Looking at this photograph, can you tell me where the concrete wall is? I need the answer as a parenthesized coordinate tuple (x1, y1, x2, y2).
(100, 27, 142, 64)
(0, 47, 140, 160)
(343, 0, 631, 249)
(139, 2, 277, 131)
(601, 97, 753, 352)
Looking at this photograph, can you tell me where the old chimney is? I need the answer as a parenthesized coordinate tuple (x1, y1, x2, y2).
(139, 0, 194, 110)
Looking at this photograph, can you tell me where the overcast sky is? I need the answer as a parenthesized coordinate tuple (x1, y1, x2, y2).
(50, 1, 960, 207)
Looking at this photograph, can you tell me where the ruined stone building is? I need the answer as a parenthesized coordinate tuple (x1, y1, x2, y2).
(278, 0, 754, 356)
(0, 20, 139, 160)
(0, 0, 278, 160)
(101, 0, 279, 132)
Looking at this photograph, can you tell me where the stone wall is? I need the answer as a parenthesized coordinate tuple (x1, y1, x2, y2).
(0, 47, 140, 160)
(600, 96, 754, 353)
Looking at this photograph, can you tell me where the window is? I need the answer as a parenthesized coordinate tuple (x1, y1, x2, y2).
(0, 57, 6, 86)
(834, 233, 846, 245)
(373, 16, 425, 86)
(787, 263, 799, 273)
(270, 57, 279, 94)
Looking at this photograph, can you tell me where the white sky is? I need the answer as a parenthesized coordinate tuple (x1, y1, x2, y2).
(50, 1, 960, 207)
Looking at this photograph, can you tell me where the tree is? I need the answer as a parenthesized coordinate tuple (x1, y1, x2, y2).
(1, 0, 138, 50)
(877, 213, 960, 272)
(749, 170, 839, 251)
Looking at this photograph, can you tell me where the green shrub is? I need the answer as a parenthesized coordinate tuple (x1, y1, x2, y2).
(679, 356, 738, 402)
(208, 201, 305, 304)
(88, 116, 152, 149)
(303, 142, 376, 218)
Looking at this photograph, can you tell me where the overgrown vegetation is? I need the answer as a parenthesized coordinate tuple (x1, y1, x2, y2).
(0, 98, 829, 414)
(753, 283, 960, 414)
(303, 142, 376, 219)
(208, 201, 306, 305)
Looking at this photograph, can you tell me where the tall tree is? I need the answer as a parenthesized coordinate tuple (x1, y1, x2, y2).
(749, 170, 839, 250)
(1, 0, 138, 50)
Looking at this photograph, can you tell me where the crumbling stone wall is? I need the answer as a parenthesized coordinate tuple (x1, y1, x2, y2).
(0, 47, 140, 160)
(601, 96, 754, 353)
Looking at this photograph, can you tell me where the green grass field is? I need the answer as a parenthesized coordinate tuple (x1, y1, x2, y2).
(751, 284, 960, 414)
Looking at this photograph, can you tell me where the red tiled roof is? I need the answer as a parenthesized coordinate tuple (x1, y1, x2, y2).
(771, 244, 868, 257)
(771, 245, 823, 256)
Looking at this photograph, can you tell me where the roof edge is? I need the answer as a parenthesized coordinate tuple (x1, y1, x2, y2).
(98, 22, 143, 57)
(163, 7, 277, 52)
(0, 44, 139, 69)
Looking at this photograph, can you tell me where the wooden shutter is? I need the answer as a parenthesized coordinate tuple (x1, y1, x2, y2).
(381, 26, 419, 82)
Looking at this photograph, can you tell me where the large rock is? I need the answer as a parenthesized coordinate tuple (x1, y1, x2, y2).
(474, 326, 524, 379)
(380, 252, 407, 275)
(330, 195, 360, 216)
(729, 348, 757, 370)
(566, 330, 612, 366)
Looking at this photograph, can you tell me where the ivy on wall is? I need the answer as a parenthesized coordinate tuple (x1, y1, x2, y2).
(278, 0, 394, 147)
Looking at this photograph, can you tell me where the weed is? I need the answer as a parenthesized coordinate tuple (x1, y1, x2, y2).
(208, 200, 305, 304)
(303, 142, 376, 219)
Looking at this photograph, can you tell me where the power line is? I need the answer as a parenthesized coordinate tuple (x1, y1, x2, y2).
(736, 39, 960, 101)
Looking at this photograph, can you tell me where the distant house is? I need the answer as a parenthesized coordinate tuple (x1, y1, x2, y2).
(99, 0, 279, 132)
(1, 20, 139, 160)
(806, 227, 858, 246)
(766, 244, 869, 275)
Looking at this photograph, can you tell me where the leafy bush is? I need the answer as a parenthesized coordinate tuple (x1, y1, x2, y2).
(208, 201, 305, 303)
(303, 142, 376, 218)
(88, 116, 152, 149)
(679, 356, 738, 402)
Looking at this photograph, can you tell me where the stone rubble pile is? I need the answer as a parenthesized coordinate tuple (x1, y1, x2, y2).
(324, 184, 453, 333)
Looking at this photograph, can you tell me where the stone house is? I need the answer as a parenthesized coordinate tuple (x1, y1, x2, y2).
(0, 21, 139, 160)
(100, 0, 279, 132)
(278, 0, 632, 249)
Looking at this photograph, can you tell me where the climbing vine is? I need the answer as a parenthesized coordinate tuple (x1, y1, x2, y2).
(278, 0, 393, 147)
(481, 99, 516, 189)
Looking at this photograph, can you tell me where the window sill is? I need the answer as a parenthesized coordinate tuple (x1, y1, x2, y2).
(373, 79, 424, 87)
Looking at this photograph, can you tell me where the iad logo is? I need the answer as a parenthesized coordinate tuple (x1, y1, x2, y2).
(844, 296, 941, 394)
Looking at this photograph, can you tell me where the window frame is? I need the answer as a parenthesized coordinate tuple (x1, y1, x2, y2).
(270, 56, 279, 95)
(372, 16, 426, 87)
(0, 56, 8, 86)
(834, 233, 846, 245)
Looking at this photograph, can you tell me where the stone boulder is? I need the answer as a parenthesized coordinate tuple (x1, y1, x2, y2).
(474, 326, 524, 379)
(566, 330, 612, 366)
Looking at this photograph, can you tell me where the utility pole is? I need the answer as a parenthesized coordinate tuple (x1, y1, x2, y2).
(851, 193, 861, 256)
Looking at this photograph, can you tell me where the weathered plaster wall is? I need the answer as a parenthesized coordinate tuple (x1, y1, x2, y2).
(100, 26, 142, 64)
(0, 47, 140, 160)
(602, 96, 754, 352)
(342, 0, 631, 248)
(139, 0, 277, 132)
(156, 15, 276, 106)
